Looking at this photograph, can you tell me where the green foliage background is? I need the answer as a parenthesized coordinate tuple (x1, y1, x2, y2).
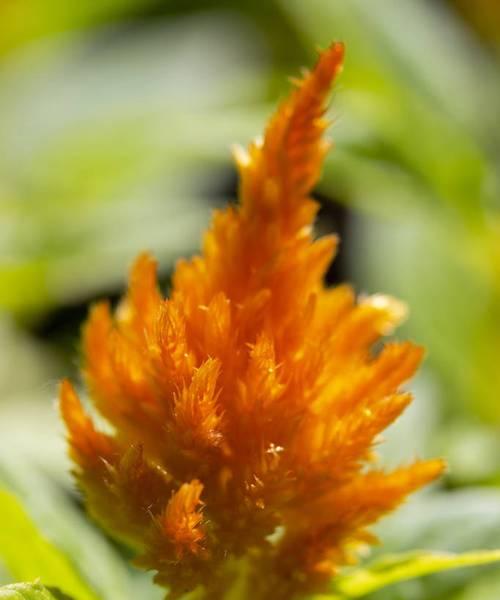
(1, 1, 500, 598)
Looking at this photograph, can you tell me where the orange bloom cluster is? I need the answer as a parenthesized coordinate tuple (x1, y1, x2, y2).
(60, 42, 444, 600)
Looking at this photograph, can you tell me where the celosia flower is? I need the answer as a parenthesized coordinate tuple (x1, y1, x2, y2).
(60, 42, 444, 600)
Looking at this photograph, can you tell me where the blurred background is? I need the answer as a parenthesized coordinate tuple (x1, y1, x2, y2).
(1, 1, 500, 599)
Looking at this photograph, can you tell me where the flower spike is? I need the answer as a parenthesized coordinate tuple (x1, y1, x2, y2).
(60, 42, 444, 600)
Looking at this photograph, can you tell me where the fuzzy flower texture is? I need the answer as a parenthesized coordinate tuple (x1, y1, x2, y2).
(60, 43, 444, 600)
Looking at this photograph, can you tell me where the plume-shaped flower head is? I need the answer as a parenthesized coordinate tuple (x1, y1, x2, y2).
(60, 42, 444, 600)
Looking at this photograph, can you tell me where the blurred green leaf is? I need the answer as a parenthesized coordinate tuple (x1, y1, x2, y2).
(376, 488, 500, 552)
(0, 460, 134, 600)
(279, 0, 498, 221)
(0, 318, 155, 600)
(360, 488, 500, 600)
(0, 0, 150, 57)
(329, 550, 500, 598)
(0, 490, 98, 600)
(0, 13, 268, 317)
(0, 582, 75, 600)
(349, 208, 500, 425)
(450, 568, 500, 600)
(279, 0, 500, 429)
(438, 420, 500, 485)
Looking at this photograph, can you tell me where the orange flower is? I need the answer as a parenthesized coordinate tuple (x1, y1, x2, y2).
(60, 42, 444, 600)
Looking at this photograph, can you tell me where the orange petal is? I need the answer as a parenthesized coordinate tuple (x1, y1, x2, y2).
(59, 379, 114, 468)
(173, 359, 223, 450)
(117, 252, 162, 337)
(239, 42, 344, 224)
(158, 480, 205, 558)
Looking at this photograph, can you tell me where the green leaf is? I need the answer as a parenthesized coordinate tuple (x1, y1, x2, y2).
(0, 582, 74, 600)
(0, 490, 98, 600)
(0, 13, 267, 317)
(0, 322, 134, 600)
(0, 461, 133, 600)
(331, 550, 500, 598)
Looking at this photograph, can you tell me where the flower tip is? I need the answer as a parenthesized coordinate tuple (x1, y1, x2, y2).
(127, 251, 159, 302)
(85, 300, 112, 333)
(231, 143, 250, 169)
(316, 41, 345, 79)
(412, 458, 447, 487)
(330, 40, 345, 60)
(361, 293, 409, 334)
(59, 379, 83, 427)
(131, 250, 158, 273)
(430, 458, 448, 478)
